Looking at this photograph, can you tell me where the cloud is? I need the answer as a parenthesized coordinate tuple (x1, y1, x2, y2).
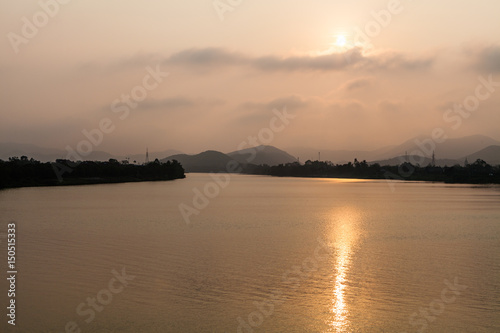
(240, 95, 310, 111)
(462, 44, 500, 73)
(75, 47, 435, 75)
(475, 45, 500, 73)
(351, 50, 435, 71)
(252, 48, 364, 71)
(378, 100, 402, 114)
(139, 97, 195, 110)
(98, 96, 224, 114)
(140, 96, 225, 111)
(168, 47, 245, 66)
(341, 77, 373, 91)
(165, 47, 435, 72)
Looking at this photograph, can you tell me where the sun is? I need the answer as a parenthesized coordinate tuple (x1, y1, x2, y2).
(336, 35, 347, 47)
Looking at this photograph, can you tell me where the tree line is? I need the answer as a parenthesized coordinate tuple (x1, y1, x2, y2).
(242, 158, 500, 184)
(0, 156, 185, 189)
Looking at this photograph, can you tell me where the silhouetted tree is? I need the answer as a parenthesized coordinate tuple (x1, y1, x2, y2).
(0, 156, 185, 189)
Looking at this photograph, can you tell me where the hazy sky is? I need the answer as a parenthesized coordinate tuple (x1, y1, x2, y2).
(1, 1, 500, 155)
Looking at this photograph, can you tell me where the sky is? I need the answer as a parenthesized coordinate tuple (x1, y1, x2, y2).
(1, 0, 500, 155)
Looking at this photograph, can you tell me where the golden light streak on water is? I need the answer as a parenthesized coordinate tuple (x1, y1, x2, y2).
(329, 207, 361, 332)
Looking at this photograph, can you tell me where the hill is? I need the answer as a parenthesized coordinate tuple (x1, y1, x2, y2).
(377, 134, 500, 160)
(228, 145, 297, 165)
(289, 135, 499, 164)
(162, 150, 239, 172)
(462, 145, 500, 165)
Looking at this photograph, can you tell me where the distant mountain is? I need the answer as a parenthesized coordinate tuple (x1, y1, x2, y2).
(289, 135, 499, 164)
(162, 150, 239, 172)
(228, 145, 297, 166)
(372, 144, 500, 167)
(377, 134, 500, 160)
(3, 135, 499, 170)
(462, 145, 500, 165)
(162, 145, 297, 172)
(371, 155, 460, 167)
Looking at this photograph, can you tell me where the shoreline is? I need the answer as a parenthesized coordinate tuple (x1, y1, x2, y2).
(239, 172, 500, 185)
(0, 175, 186, 190)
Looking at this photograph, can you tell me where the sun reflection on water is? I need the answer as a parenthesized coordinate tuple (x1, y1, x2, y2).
(329, 208, 360, 332)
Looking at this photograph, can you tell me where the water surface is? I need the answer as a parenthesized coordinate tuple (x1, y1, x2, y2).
(0, 174, 499, 332)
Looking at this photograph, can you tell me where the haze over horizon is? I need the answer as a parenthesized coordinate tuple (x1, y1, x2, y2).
(2, 1, 500, 156)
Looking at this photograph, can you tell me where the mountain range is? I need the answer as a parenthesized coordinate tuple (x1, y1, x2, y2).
(1, 135, 499, 171)
(160, 146, 298, 172)
(287, 135, 500, 164)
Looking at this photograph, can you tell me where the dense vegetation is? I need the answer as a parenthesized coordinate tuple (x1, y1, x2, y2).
(243, 158, 500, 184)
(0, 156, 185, 189)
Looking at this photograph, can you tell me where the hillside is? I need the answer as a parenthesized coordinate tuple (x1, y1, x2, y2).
(228, 145, 297, 166)
(462, 145, 500, 165)
(162, 150, 239, 172)
(377, 134, 500, 160)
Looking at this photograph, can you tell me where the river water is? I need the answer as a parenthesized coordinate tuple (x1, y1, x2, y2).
(0, 174, 499, 332)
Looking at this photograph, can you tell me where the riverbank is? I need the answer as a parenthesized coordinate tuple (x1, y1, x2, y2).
(241, 159, 500, 185)
(0, 175, 186, 190)
(0, 158, 186, 189)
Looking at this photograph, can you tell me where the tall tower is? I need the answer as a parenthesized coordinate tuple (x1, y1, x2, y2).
(145, 147, 149, 164)
(431, 151, 435, 167)
(318, 152, 321, 161)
